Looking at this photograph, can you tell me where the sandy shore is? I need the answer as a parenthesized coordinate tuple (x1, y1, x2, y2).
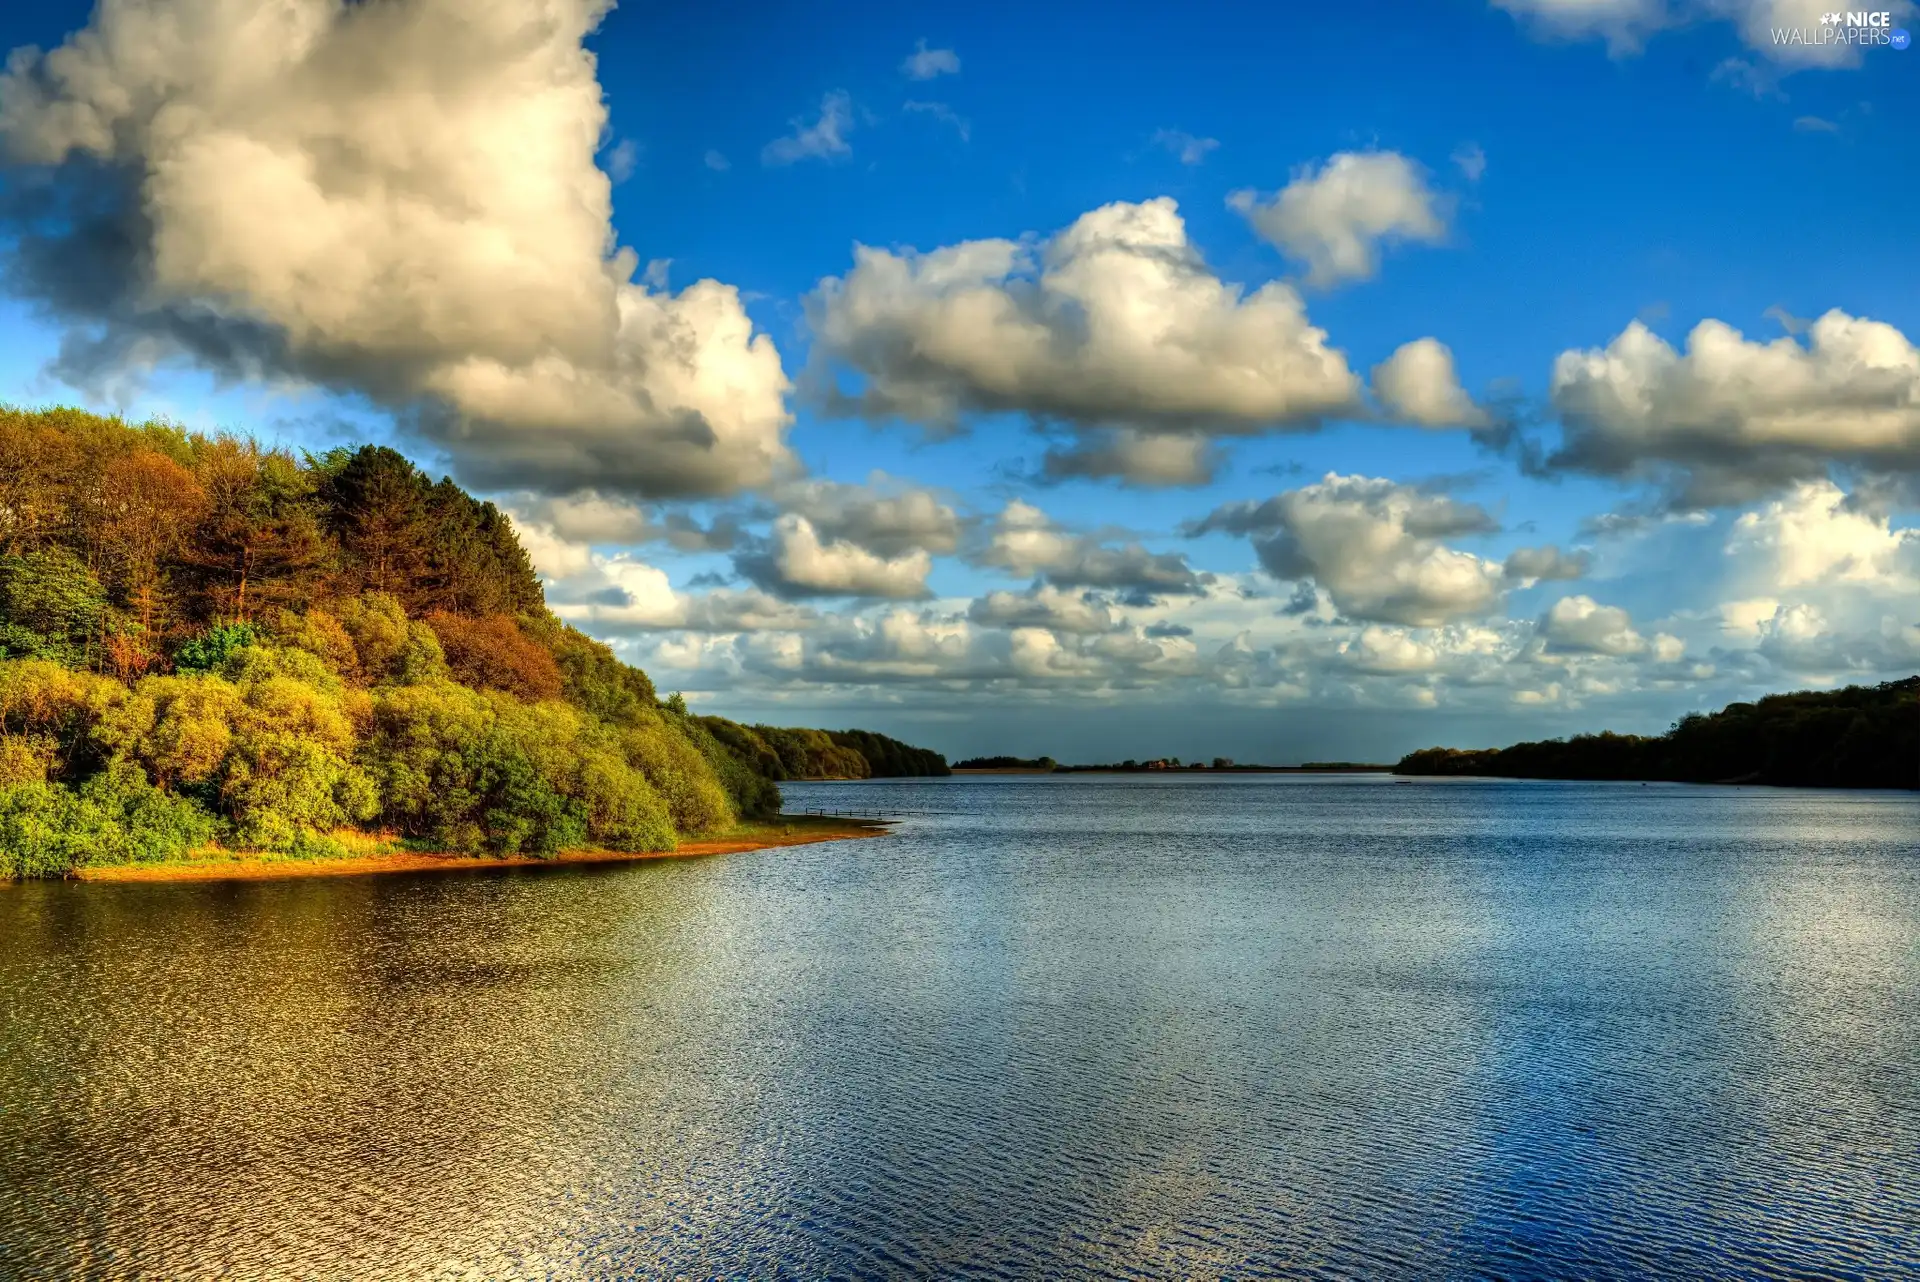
(76, 816, 891, 885)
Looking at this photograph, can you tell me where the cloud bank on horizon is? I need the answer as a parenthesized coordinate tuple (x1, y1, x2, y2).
(0, 0, 1913, 758)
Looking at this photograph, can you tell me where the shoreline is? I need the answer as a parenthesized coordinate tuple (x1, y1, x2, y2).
(950, 766, 1392, 776)
(73, 816, 891, 885)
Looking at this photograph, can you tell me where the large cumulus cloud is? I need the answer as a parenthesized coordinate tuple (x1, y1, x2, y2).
(805, 196, 1378, 481)
(737, 515, 934, 601)
(1546, 311, 1920, 507)
(1191, 474, 1521, 626)
(0, 0, 792, 497)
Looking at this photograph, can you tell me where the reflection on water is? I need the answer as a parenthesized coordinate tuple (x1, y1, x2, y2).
(2, 776, 1916, 1278)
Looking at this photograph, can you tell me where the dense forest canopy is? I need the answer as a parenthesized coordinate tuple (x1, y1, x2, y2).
(0, 407, 946, 879)
(1396, 678, 1918, 789)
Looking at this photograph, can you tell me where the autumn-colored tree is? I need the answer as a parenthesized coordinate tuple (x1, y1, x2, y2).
(87, 450, 208, 634)
(423, 612, 564, 702)
(0, 408, 84, 554)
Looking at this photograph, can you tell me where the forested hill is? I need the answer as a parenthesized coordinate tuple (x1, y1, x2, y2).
(0, 407, 944, 879)
(1395, 678, 1918, 789)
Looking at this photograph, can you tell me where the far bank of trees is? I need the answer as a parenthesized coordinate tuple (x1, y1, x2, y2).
(0, 407, 947, 879)
(1396, 678, 1918, 789)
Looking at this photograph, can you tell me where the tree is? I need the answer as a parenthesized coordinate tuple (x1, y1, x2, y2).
(424, 612, 564, 702)
(0, 408, 83, 555)
(186, 440, 329, 622)
(317, 447, 433, 600)
(86, 450, 207, 634)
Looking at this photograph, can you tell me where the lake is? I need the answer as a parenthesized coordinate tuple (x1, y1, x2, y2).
(2, 774, 1916, 1279)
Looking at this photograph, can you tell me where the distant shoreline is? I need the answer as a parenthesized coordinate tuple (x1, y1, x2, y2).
(72, 816, 888, 886)
(949, 765, 1392, 776)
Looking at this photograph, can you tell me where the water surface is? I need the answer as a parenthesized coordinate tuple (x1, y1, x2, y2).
(2, 775, 1916, 1278)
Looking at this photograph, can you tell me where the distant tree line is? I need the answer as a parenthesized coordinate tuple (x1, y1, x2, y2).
(695, 717, 949, 783)
(951, 756, 1389, 772)
(953, 755, 1058, 770)
(1395, 678, 1918, 789)
(0, 407, 947, 878)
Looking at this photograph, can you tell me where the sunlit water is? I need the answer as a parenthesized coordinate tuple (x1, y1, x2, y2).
(2, 775, 1917, 1279)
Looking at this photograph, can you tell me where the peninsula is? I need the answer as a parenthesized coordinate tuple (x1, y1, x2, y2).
(0, 408, 945, 881)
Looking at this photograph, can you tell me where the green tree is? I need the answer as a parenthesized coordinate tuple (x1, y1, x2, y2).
(0, 547, 106, 666)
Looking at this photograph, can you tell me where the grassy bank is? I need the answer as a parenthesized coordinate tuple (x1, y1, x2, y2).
(71, 815, 888, 884)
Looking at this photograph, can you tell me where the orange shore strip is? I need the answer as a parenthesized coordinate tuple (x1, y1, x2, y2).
(75, 819, 891, 885)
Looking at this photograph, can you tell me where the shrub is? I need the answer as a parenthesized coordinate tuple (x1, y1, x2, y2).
(683, 714, 782, 819)
(221, 657, 375, 849)
(0, 765, 216, 880)
(272, 606, 358, 675)
(0, 658, 123, 779)
(331, 593, 446, 685)
(618, 709, 734, 835)
(172, 622, 259, 673)
(0, 548, 106, 666)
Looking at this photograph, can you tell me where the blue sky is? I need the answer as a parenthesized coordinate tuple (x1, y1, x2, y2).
(1, 0, 1916, 762)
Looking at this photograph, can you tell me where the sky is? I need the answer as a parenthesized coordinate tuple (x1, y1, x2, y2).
(0, 0, 1916, 763)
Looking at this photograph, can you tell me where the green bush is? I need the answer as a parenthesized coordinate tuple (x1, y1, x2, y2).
(682, 714, 782, 819)
(172, 622, 258, 673)
(360, 684, 675, 855)
(0, 765, 216, 879)
(619, 709, 734, 835)
(0, 548, 106, 667)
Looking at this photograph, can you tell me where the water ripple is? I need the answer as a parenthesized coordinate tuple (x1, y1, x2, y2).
(2, 775, 1917, 1279)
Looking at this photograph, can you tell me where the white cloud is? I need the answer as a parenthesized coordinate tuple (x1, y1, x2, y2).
(1041, 430, 1220, 486)
(511, 516, 597, 581)
(1452, 142, 1488, 182)
(1719, 596, 1784, 637)
(970, 585, 1122, 634)
(901, 39, 960, 80)
(762, 91, 854, 165)
(1491, 0, 1916, 67)
(1539, 594, 1650, 656)
(1727, 479, 1920, 590)
(1548, 310, 1920, 505)
(0, 0, 793, 498)
(1193, 474, 1507, 626)
(1371, 338, 1488, 427)
(1490, 0, 1673, 52)
(544, 551, 818, 635)
(1150, 129, 1221, 166)
(759, 515, 933, 599)
(512, 491, 652, 546)
(1343, 626, 1440, 673)
(980, 500, 1212, 596)
(603, 138, 640, 184)
(807, 196, 1364, 447)
(1229, 152, 1449, 287)
(1752, 602, 1920, 673)
(773, 478, 961, 556)
(704, 149, 731, 171)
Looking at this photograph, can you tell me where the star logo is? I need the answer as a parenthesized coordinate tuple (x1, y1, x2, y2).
(1820, 11, 1843, 23)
